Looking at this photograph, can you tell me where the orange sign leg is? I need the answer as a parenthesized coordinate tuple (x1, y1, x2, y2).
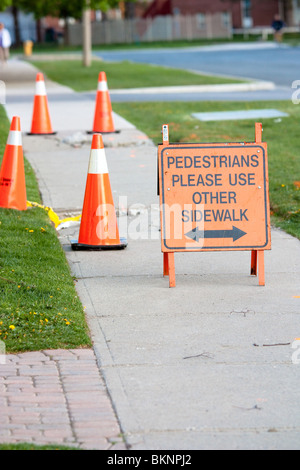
(161, 125, 176, 287)
(168, 253, 176, 288)
(163, 252, 169, 276)
(250, 250, 257, 276)
(258, 250, 265, 286)
(163, 252, 176, 287)
(255, 122, 265, 286)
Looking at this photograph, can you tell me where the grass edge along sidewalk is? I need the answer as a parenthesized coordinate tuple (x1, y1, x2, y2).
(0, 105, 91, 353)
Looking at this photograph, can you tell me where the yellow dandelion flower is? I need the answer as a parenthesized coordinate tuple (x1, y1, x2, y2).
(9, 325, 15, 330)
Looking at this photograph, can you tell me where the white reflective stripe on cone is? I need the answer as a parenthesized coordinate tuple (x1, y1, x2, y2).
(7, 131, 22, 146)
(35, 81, 47, 96)
(97, 81, 108, 92)
(88, 149, 109, 174)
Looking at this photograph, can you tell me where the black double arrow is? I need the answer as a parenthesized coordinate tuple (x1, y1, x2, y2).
(185, 226, 247, 242)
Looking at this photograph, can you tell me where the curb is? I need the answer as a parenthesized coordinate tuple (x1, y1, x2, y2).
(109, 81, 276, 95)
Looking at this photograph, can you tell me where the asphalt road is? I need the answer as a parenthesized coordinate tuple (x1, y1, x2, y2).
(94, 42, 298, 101)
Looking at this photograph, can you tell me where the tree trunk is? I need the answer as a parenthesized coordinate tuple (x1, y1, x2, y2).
(11, 4, 21, 46)
(36, 18, 42, 43)
(64, 18, 69, 46)
(281, 0, 294, 25)
(124, 2, 136, 19)
(82, 7, 91, 67)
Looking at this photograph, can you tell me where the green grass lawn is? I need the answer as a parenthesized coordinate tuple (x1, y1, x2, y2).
(0, 443, 79, 450)
(31, 59, 245, 92)
(0, 106, 91, 352)
(112, 100, 300, 239)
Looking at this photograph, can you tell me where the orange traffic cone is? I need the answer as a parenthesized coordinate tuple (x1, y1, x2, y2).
(71, 134, 126, 250)
(0, 116, 27, 211)
(28, 73, 56, 135)
(89, 72, 117, 134)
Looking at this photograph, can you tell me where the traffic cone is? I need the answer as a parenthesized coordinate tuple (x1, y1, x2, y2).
(28, 73, 56, 135)
(89, 72, 117, 134)
(71, 134, 127, 250)
(0, 116, 27, 211)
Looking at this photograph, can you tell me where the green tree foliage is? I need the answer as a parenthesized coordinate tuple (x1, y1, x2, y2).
(0, 0, 12, 12)
(13, 0, 124, 19)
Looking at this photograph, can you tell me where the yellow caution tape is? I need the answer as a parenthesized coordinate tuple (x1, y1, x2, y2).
(27, 201, 81, 230)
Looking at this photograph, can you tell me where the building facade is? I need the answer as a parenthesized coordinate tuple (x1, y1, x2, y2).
(141, 0, 300, 27)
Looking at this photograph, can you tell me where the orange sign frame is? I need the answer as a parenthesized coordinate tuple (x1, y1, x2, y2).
(158, 123, 271, 287)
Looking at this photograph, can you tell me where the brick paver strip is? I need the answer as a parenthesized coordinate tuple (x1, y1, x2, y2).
(0, 349, 126, 450)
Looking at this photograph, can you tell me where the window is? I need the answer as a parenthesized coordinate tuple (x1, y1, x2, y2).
(295, 0, 300, 24)
(241, 0, 253, 27)
(242, 0, 252, 18)
(222, 12, 231, 28)
(196, 13, 206, 29)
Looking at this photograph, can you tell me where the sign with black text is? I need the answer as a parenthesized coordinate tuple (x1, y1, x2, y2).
(158, 142, 271, 252)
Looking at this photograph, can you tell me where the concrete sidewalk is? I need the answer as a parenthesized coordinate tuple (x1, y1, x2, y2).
(1, 59, 300, 450)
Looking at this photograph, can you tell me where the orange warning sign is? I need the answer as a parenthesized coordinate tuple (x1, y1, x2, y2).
(158, 128, 271, 252)
(158, 123, 271, 287)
